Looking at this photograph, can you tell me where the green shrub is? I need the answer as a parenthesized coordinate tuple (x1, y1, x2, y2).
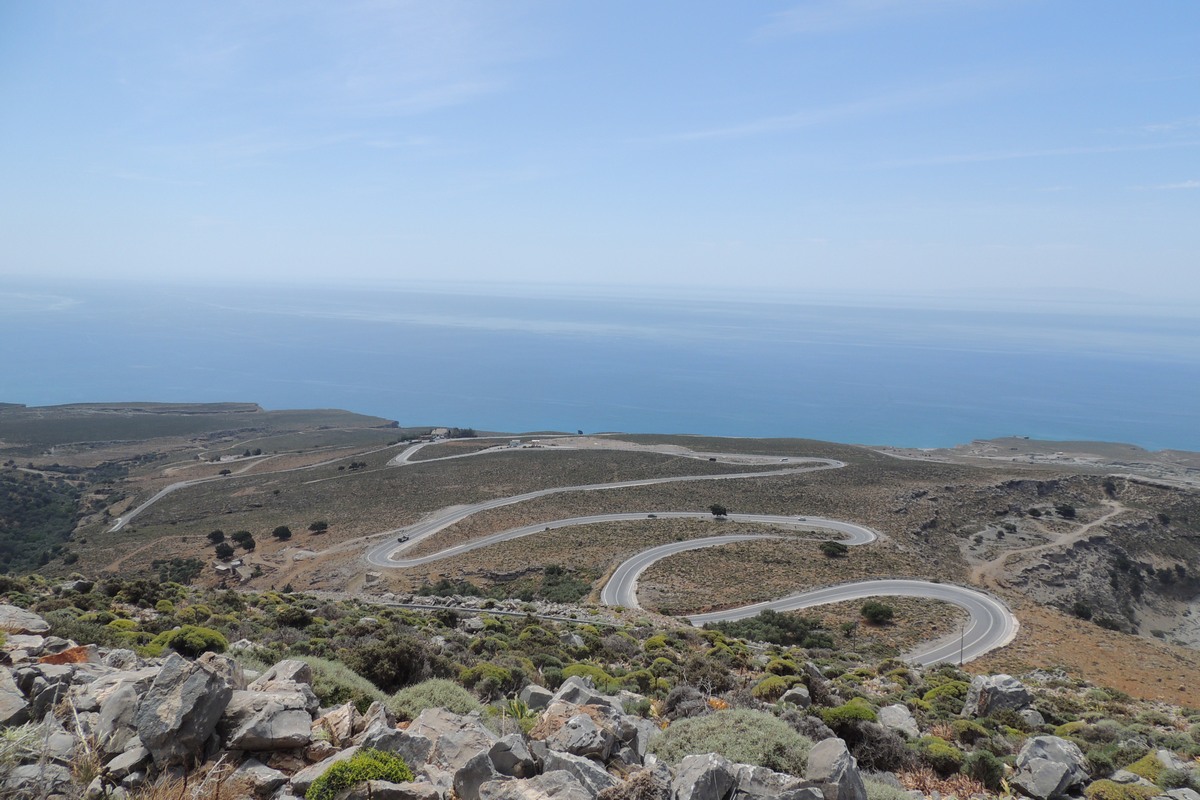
(917, 737, 964, 775)
(460, 662, 515, 699)
(752, 676, 789, 702)
(1160, 769, 1198, 791)
(963, 750, 1004, 790)
(952, 719, 990, 745)
(649, 709, 812, 776)
(143, 625, 227, 658)
(820, 699, 877, 730)
(306, 748, 414, 800)
(1084, 780, 1158, 800)
(864, 778, 913, 800)
(389, 679, 481, 720)
(1124, 753, 1163, 784)
(293, 656, 385, 713)
(922, 681, 969, 703)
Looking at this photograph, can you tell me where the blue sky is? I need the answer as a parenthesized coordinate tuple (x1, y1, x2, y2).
(1, 1, 1198, 301)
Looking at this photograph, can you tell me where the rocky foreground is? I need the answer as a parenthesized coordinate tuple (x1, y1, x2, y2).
(2, 602, 1200, 800)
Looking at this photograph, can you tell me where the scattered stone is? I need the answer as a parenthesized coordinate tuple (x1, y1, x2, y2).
(231, 758, 289, 796)
(456, 750, 509, 800)
(807, 737, 868, 800)
(343, 781, 443, 800)
(135, 652, 233, 767)
(1011, 736, 1090, 800)
(876, 704, 919, 739)
(520, 684, 554, 711)
(289, 746, 360, 794)
(962, 674, 1033, 718)
(491, 734, 541, 778)
(483, 770, 593, 800)
(1020, 709, 1046, 728)
(220, 688, 314, 750)
(250, 659, 313, 688)
(552, 676, 619, 709)
(0, 668, 29, 726)
(542, 750, 620, 796)
(673, 752, 736, 800)
(781, 685, 812, 708)
(0, 604, 51, 635)
(408, 708, 499, 772)
(545, 713, 616, 761)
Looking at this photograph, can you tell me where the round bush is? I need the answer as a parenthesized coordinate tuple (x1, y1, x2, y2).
(306, 749, 413, 800)
(388, 678, 481, 720)
(649, 709, 813, 776)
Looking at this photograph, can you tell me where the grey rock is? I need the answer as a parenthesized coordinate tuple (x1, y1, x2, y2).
(44, 725, 79, 764)
(674, 752, 736, 800)
(97, 683, 141, 756)
(1110, 770, 1154, 786)
(198, 651, 248, 690)
(134, 652, 233, 767)
(457, 751, 508, 800)
(876, 705, 919, 739)
(0, 604, 51, 634)
(1020, 709, 1046, 729)
(107, 745, 151, 779)
(961, 674, 1033, 718)
(313, 702, 356, 745)
(231, 757, 288, 796)
(103, 649, 140, 670)
(40, 635, 74, 654)
(520, 685, 554, 711)
(780, 686, 812, 709)
(732, 763, 814, 799)
(807, 738, 868, 800)
(1164, 791, 1200, 800)
(542, 750, 619, 796)
(1156, 750, 1191, 772)
(551, 676, 619, 710)
(343, 781, 443, 800)
(0, 668, 29, 726)
(481, 770, 592, 800)
(491, 734, 541, 778)
(408, 708, 499, 772)
(220, 688, 313, 750)
(1011, 736, 1090, 800)
(250, 659, 313, 689)
(58, 579, 94, 594)
(356, 700, 396, 736)
(4, 763, 72, 795)
(546, 713, 616, 761)
(289, 746, 360, 794)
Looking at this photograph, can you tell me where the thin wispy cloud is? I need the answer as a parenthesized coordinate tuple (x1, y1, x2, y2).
(657, 77, 1007, 143)
(1149, 180, 1200, 190)
(759, 0, 977, 36)
(881, 139, 1200, 168)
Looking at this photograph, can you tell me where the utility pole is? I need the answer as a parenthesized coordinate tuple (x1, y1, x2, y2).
(959, 618, 966, 666)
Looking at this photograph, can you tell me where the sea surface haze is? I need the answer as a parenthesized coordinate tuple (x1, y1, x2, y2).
(3, 280, 1197, 451)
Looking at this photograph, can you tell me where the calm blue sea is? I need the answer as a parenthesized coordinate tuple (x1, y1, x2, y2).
(3, 280, 1198, 451)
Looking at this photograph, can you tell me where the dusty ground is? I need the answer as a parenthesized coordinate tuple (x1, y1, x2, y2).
(970, 598, 1200, 708)
(634, 537, 945, 616)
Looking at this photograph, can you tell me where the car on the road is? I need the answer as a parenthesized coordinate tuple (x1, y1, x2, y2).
(647, 513, 657, 518)
(396, 535, 410, 543)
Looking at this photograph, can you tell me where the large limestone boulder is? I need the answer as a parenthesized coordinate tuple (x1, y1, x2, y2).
(341, 781, 442, 800)
(520, 685, 554, 711)
(220, 688, 314, 750)
(0, 668, 29, 726)
(407, 708, 499, 772)
(1011, 736, 1090, 800)
(290, 746, 360, 795)
(135, 653, 233, 767)
(541, 750, 619, 796)
(481, 770, 592, 800)
(551, 676, 619, 710)
(806, 738, 867, 800)
(0, 605, 51, 635)
(250, 659, 312, 689)
(96, 683, 142, 756)
(545, 713, 617, 761)
(876, 704, 919, 739)
(673, 753, 736, 800)
(490, 734, 541, 779)
(962, 674, 1033, 718)
(732, 764, 823, 800)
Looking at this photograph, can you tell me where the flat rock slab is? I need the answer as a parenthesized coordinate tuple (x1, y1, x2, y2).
(0, 605, 51, 635)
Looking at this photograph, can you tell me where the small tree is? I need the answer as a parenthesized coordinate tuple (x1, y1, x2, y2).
(218, 468, 232, 476)
(206, 530, 225, 544)
(709, 504, 728, 518)
(861, 600, 895, 625)
(819, 541, 848, 558)
(308, 520, 329, 533)
(214, 542, 235, 560)
(272, 525, 293, 541)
